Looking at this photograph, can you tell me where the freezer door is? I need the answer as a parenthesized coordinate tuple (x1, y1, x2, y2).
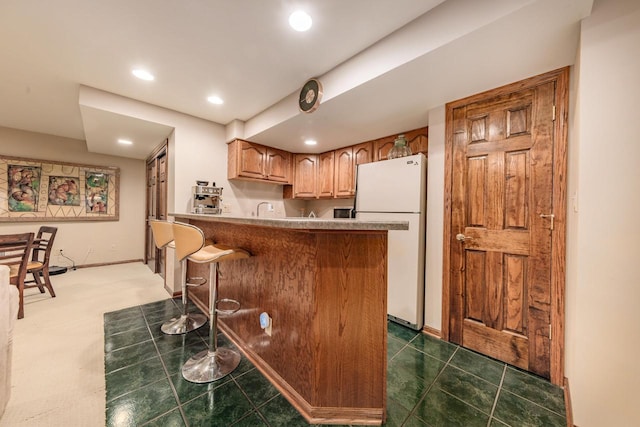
(357, 211, 425, 329)
(356, 154, 426, 213)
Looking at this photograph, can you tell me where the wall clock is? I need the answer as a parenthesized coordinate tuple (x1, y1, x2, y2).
(298, 78, 323, 113)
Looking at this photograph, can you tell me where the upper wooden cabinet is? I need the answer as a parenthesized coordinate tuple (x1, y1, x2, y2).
(317, 151, 335, 198)
(265, 147, 291, 183)
(373, 126, 428, 161)
(228, 139, 292, 184)
(292, 154, 317, 198)
(234, 126, 427, 199)
(334, 141, 373, 198)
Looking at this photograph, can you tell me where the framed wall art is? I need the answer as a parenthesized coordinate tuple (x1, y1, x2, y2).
(0, 155, 119, 222)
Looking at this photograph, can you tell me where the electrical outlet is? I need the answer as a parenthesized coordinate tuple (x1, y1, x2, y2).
(260, 312, 272, 336)
(222, 203, 232, 214)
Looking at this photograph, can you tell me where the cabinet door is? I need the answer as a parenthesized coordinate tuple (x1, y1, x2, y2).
(333, 147, 353, 198)
(266, 148, 291, 183)
(374, 139, 395, 162)
(318, 151, 335, 198)
(293, 154, 317, 198)
(239, 141, 266, 179)
(374, 127, 428, 161)
(408, 134, 428, 155)
(353, 141, 373, 166)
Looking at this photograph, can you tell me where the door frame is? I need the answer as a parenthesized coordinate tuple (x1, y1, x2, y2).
(441, 67, 569, 385)
(145, 140, 169, 274)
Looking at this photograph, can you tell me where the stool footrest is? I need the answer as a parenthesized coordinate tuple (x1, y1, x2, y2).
(186, 276, 207, 287)
(216, 298, 240, 315)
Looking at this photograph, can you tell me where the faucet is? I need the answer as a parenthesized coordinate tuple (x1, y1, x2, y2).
(256, 201, 274, 217)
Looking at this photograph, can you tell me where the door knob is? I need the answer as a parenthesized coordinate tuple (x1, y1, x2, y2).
(456, 233, 472, 242)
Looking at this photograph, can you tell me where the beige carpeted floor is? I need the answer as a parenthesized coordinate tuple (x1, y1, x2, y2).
(0, 263, 172, 427)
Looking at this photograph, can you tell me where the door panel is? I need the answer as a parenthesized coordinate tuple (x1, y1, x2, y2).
(448, 81, 555, 378)
(145, 142, 168, 277)
(146, 160, 157, 271)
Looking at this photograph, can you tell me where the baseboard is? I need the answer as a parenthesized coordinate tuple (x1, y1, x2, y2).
(421, 324, 441, 338)
(564, 376, 575, 427)
(165, 285, 181, 298)
(75, 259, 143, 269)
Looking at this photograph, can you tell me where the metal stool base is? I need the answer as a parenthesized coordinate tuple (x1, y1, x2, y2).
(160, 313, 207, 335)
(181, 347, 241, 383)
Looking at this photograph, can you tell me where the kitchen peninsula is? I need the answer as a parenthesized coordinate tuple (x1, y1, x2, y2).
(170, 213, 408, 425)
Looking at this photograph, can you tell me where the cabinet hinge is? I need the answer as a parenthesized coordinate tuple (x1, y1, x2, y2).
(552, 105, 556, 121)
(549, 324, 552, 340)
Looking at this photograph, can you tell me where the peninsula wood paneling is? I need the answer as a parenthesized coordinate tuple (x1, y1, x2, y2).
(184, 219, 387, 425)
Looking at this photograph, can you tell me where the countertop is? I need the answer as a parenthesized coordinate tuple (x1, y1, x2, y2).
(169, 212, 408, 231)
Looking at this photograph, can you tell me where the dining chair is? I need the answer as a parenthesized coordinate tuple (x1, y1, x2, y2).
(25, 226, 58, 298)
(0, 232, 35, 319)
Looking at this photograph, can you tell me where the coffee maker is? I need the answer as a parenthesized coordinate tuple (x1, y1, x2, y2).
(191, 181, 222, 214)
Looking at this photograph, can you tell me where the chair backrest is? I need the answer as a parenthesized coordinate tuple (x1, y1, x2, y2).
(30, 226, 57, 265)
(149, 220, 174, 249)
(0, 232, 34, 285)
(171, 222, 205, 262)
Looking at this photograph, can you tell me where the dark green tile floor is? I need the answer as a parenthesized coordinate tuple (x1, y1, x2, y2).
(104, 299, 567, 427)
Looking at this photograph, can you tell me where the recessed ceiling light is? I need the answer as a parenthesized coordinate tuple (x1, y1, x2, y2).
(117, 139, 133, 145)
(207, 95, 224, 105)
(289, 11, 312, 32)
(132, 69, 154, 81)
(304, 139, 317, 146)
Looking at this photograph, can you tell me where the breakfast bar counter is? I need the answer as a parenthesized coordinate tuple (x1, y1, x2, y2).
(170, 213, 408, 425)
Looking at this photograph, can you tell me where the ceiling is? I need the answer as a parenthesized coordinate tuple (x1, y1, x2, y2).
(0, 0, 593, 159)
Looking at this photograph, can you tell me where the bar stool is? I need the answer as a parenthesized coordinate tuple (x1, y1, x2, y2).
(149, 220, 206, 335)
(171, 222, 250, 383)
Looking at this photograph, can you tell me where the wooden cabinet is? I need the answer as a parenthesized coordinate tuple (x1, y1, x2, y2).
(265, 148, 291, 183)
(317, 151, 335, 198)
(373, 126, 429, 161)
(334, 141, 373, 198)
(292, 154, 317, 198)
(333, 147, 353, 198)
(288, 152, 335, 199)
(228, 139, 292, 184)
(245, 126, 427, 199)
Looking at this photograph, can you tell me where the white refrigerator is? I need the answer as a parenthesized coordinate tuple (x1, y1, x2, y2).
(355, 153, 426, 330)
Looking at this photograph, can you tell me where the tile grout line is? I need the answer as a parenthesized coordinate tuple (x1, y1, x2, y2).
(141, 300, 192, 427)
(486, 364, 508, 427)
(400, 344, 460, 426)
(228, 374, 273, 426)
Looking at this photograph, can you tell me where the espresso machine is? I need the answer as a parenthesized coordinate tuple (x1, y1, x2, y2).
(191, 181, 222, 214)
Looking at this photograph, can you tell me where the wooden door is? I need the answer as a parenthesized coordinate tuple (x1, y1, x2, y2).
(145, 141, 169, 276)
(444, 68, 568, 383)
(145, 160, 157, 271)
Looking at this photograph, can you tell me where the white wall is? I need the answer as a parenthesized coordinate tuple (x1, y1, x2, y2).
(0, 127, 145, 268)
(423, 4, 640, 424)
(78, 87, 299, 291)
(424, 106, 445, 331)
(566, 0, 640, 425)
